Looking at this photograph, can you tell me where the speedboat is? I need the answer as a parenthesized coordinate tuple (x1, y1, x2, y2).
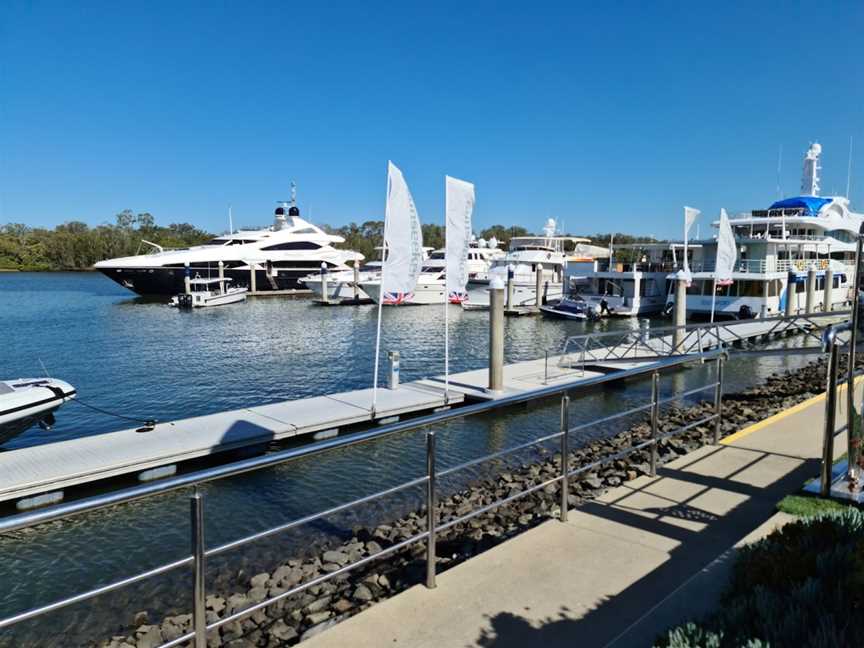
(539, 297, 599, 321)
(0, 378, 76, 445)
(94, 184, 364, 296)
(170, 277, 248, 308)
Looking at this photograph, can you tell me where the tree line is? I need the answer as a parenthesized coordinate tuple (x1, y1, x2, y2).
(0, 211, 660, 271)
(0, 211, 212, 270)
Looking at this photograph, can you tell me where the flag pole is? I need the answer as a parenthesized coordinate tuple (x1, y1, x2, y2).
(444, 177, 450, 403)
(371, 163, 391, 417)
(710, 277, 717, 323)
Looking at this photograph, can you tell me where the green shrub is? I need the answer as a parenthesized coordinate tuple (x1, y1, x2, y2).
(655, 509, 864, 647)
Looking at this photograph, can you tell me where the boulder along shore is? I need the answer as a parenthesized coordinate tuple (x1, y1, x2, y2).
(101, 356, 843, 648)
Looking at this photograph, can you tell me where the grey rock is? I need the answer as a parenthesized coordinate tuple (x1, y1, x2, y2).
(305, 596, 331, 613)
(352, 584, 374, 602)
(305, 610, 332, 625)
(247, 586, 268, 604)
(268, 619, 298, 642)
(300, 618, 338, 642)
(134, 625, 163, 648)
(250, 572, 270, 589)
(133, 611, 149, 627)
(321, 551, 348, 565)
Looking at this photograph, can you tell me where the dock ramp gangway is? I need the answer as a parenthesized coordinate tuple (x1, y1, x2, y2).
(559, 311, 850, 369)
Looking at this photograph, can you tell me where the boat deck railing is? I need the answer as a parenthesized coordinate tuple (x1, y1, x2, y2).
(0, 351, 727, 648)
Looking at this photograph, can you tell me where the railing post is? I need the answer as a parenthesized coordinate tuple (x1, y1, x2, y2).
(713, 355, 724, 444)
(822, 340, 840, 497)
(650, 372, 659, 477)
(190, 488, 206, 648)
(425, 430, 437, 589)
(560, 394, 570, 523)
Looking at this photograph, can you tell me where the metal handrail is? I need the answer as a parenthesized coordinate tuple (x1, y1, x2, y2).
(821, 321, 854, 496)
(0, 352, 726, 646)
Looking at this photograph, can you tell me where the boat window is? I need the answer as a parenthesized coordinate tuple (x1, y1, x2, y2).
(834, 275, 841, 288)
(686, 280, 703, 296)
(207, 238, 230, 245)
(292, 227, 319, 234)
(767, 280, 780, 297)
(261, 242, 322, 251)
(738, 281, 763, 297)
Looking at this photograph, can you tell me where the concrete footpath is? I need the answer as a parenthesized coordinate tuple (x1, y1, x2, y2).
(303, 386, 853, 648)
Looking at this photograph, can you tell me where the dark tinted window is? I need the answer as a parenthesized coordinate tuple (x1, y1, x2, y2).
(261, 242, 322, 251)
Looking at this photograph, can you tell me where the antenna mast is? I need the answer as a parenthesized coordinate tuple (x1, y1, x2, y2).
(776, 145, 783, 199)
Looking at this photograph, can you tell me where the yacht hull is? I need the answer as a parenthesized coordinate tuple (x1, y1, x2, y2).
(360, 281, 447, 305)
(96, 266, 316, 296)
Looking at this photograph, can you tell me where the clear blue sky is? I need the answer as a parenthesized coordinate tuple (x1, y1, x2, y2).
(2, 1, 862, 239)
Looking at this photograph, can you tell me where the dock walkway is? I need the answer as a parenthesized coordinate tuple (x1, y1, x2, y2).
(303, 379, 851, 648)
(0, 314, 842, 507)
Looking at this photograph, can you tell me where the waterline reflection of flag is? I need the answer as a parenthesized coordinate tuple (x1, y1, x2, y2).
(448, 290, 468, 304)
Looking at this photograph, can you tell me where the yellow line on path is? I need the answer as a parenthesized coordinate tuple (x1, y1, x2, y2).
(719, 375, 863, 446)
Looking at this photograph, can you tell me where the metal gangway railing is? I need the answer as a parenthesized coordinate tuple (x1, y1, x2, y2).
(0, 351, 726, 648)
(560, 311, 848, 367)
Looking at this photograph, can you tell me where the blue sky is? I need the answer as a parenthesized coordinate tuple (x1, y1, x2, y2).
(2, 1, 862, 239)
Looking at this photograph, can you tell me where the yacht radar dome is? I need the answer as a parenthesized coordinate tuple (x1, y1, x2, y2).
(801, 142, 822, 196)
(543, 218, 557, 237)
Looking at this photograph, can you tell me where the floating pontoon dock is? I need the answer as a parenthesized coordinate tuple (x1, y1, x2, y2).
(0, 313, 846, 509)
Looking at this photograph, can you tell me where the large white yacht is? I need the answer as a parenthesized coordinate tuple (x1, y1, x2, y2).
(680, 143, 862, 318)
(94, 187, 364, 296)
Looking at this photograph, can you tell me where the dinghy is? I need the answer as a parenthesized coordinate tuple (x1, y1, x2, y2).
(0, 378, 76, 445)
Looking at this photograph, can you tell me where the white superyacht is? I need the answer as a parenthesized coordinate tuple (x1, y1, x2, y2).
(680, 143, 861, 319)
(95, 185, 364, 296)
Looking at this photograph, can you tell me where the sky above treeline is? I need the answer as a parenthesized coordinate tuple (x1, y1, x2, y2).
(2, 1, 862, 239)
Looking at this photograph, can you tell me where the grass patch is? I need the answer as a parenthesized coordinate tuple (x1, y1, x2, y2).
(777, 493, 854, 517)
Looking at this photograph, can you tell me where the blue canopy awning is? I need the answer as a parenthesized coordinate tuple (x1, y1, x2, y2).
(768, 196, 831, 216)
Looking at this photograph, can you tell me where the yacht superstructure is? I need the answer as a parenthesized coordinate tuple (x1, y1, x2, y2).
(681, 143, 861, 318)
(577, 243, 696, 316)
(94, 186, 364, 296)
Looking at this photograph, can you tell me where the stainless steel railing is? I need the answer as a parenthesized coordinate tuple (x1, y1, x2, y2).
(0, 351, 725, 647)
(821, 321, 858, 497)
(560, 311, 849, 365)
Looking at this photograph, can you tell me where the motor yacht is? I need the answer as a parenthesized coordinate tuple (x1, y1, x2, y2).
(94, 185, 364, 296)
(575, 243, 694, 316)
(360, 259, 448, 305)
(0, 378, 76, 445)
(677, 143, 861, 319)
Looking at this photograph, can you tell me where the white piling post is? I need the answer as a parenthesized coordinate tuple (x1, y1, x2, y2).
(785, 271, 796, 317)
(535, 263, 544, 307)
(506, 265, 514, 310)
(353, 261, 360, 302)
(673, 277, 686, 352)
(218, 261, 225, 294)
(184, 262, 191, 295)
(806, 267, 817, 314)
(824, 268, 833, 312)
(249, 263, 257, 294)
(489, 276, 505, 392)
(320, 262, 330, 304)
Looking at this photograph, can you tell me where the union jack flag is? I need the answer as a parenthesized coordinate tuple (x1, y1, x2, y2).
(383, 292, 414, 305)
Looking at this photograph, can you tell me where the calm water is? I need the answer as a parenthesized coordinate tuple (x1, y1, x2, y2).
(0, 273, 824, 646)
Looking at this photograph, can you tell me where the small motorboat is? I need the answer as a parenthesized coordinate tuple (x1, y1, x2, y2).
(0, 378, 76, 445)
(539, 297, 599, 321)
(170, 277, 248, 308)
